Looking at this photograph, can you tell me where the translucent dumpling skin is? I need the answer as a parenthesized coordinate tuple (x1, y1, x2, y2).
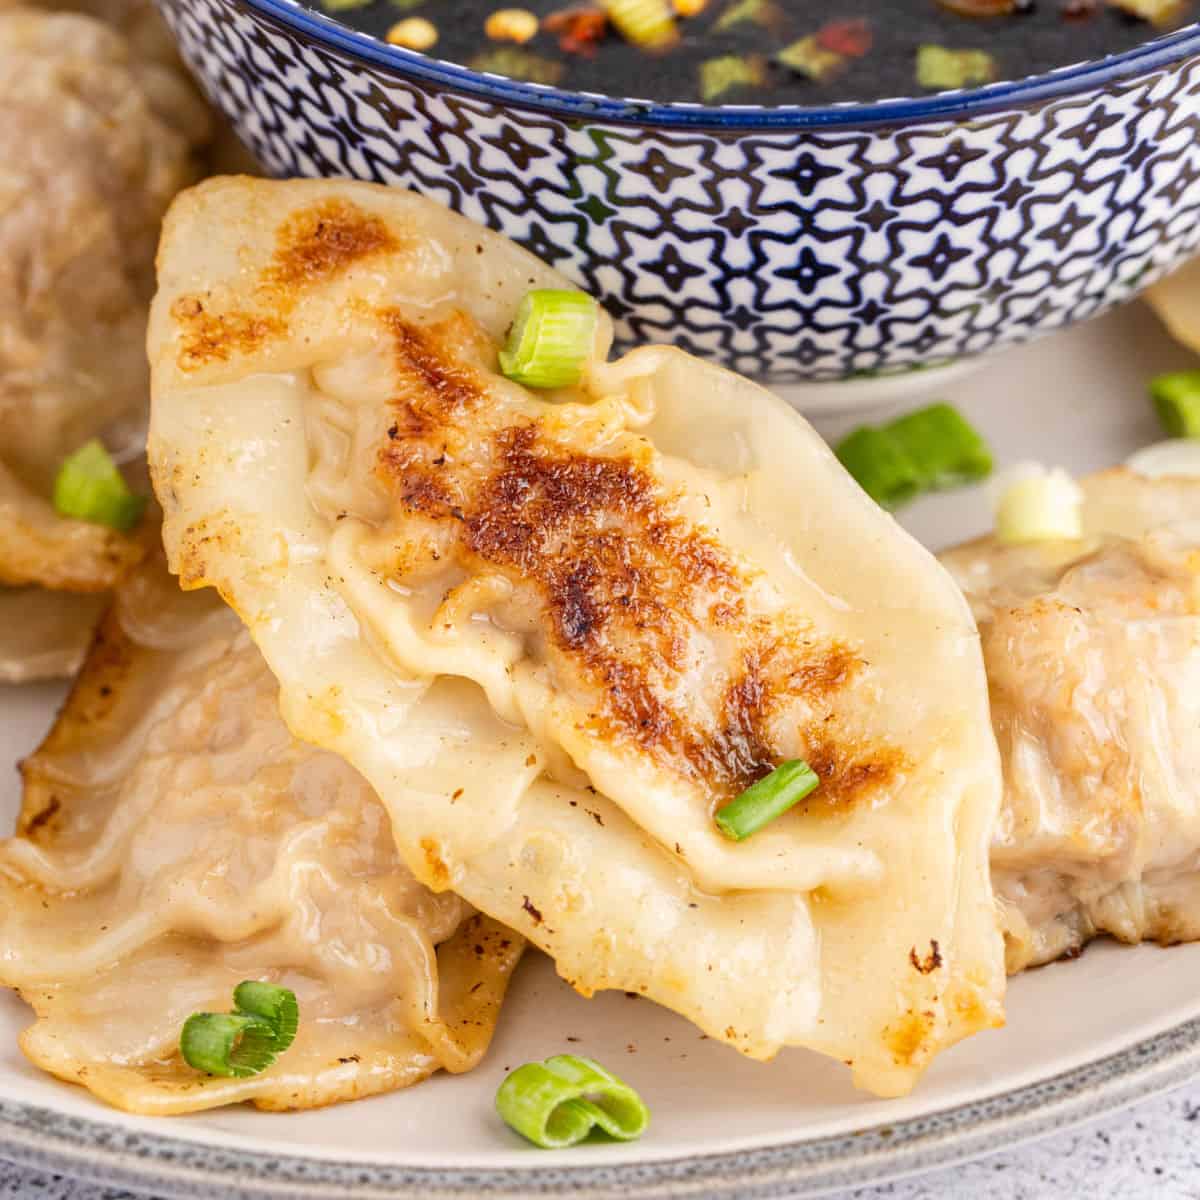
(0, 558, 523, 1114)
(148, 176, 1006, 1098)
(943, 470, 1200, 973)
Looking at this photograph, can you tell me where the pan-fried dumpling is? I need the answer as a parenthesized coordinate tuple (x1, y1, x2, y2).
(0, 588, 106, 683)
(148, 177, 1005, 1098)
(1146, 256, 1200, 353)
(0, 6, 208, 672)
(943, 468, 1200, 973)
(0, 557, 524, 1114)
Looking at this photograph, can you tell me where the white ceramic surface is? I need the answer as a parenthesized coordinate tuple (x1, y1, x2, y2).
(0, 299, 1197, 1197)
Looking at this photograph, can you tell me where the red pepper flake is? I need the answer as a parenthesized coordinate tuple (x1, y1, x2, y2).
(815, 18, 873, 58)
(1060, 0, 1097, 14)
(543, 6, 607, 56)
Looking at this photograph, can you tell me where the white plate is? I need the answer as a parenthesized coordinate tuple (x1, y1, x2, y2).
(1, 300, 1198, 1199)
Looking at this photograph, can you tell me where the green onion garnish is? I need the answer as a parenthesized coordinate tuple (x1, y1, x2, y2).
(714, 759, 819, 841)
(496, 1055, 649, 1149)
(232, 980, 299, 1053)
(1150, 370, 1200, 438)
(916, 44, 997, 90)
(180, 981, 299, 1079)
(834, 403, 992, 510)
(499, 289, 598, 389)
(699, 53, 766, 102)
(835, 427, 924, 509)
(179, 1012, 279, 1079)
(52, 440, 146, 533)
(603, 0, 677, 47)
(777, 35, 846, 82)
(886, 403, 993, 489)
(994, 465, 1083, 544)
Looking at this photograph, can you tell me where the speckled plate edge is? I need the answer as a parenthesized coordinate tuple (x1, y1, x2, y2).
(0, 1014, 1196, 1199)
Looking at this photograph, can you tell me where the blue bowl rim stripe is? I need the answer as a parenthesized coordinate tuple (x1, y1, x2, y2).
(235, 0, 1200, 131)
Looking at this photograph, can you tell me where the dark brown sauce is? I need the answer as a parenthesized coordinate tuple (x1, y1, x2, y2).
(306, 0, 1193, 106)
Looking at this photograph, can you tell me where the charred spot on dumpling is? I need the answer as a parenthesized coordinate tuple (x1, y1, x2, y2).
(375, 356, 902, 807)
(384, 311, 490, 417)
(263, 199, 402, 291)
(171, 295, 285, 371)
(803, 737, 910, 810)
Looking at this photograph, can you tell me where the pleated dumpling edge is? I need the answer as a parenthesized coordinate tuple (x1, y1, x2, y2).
(148, 175, 1005, 1098)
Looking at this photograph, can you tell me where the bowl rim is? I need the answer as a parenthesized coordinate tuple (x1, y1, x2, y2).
(233, 0, 1200, 131)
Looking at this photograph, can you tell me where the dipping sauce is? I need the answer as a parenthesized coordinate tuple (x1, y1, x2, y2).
(308, 0, 1197, 105)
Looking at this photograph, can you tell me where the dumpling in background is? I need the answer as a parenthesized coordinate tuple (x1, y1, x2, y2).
(148, 177, 1005, 1098)
(1146, 256, 1200, 354)
(0, 4, 209, 678)
(943, 469, 1200, 973)
(0, 559, 524, 1114)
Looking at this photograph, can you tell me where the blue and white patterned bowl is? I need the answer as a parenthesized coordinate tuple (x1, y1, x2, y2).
(156, 0, 1200, 382)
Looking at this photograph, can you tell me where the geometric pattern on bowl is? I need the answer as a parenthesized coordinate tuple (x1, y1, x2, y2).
(158, 0, 1200, 380)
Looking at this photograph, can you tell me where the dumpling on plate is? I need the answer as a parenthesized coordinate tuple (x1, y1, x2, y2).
(0, 5, 209, 677)
(942, 469, 1200, 973)
(147, 176, 1005, 1098)
(0, 557, 524, 1114)
(1145, 256, 1200, 354)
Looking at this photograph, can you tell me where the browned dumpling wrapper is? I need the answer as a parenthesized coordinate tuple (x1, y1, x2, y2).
(0, 560, 524, 1114)
(942, 469, 1200, 973)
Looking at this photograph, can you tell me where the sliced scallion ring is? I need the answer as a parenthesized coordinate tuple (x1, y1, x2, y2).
(52, 440, 146, 532)
(496, 1055, 649, 1149)
(993, 464, 1083, 544)
(835, 403, 992, 510)
(499, 289, 598, 389)
(885, 403, 992, 489)
(834, 427, 923, 509)
(232, 981, 299, 1053)
(1150, 370, 1200, 438)
(180, 981, 299, 1078)
(714, 759, 820, 841)
(179, 1012, 279, 1079)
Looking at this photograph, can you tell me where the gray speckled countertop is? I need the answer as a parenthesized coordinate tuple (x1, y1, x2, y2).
(0, 1079, 1196, 1198)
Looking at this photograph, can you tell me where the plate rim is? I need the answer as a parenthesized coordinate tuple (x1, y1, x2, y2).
(0, 1011, 1196, 1198)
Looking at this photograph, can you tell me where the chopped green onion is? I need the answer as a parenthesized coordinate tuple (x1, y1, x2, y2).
(715, 759, 819, 841)
(180, 980, 299, 1079)
(496, 1055, 649, 1148)
(232, 981, 299, 1054)
(52, 440, 146, 532)
(886, 403, 993, 489)
(699, 54, 765, 101)
(1150, 370, 1200, 438)
(994, 465, 1083, 544)
(916, 44, 997, 90)
(603, 0, 677, 47)
(499, 289, 598, 389)
(713, 0, 776, 31)
(469, 47, 566, 85)
(777, 35, 846, 81)
(179, 1012, 279, 1078)
(835, 404, 992, 510)
(835, 427, 923, 509)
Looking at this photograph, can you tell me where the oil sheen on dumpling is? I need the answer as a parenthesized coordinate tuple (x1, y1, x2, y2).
(943, 469, 1200, 973)
(0, 558, 523, 1114)
(148, 177, 1005, 1098)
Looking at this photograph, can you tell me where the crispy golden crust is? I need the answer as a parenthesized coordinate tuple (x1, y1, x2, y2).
(375, 314, 903, 806)
(172, 199, 405, 371)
